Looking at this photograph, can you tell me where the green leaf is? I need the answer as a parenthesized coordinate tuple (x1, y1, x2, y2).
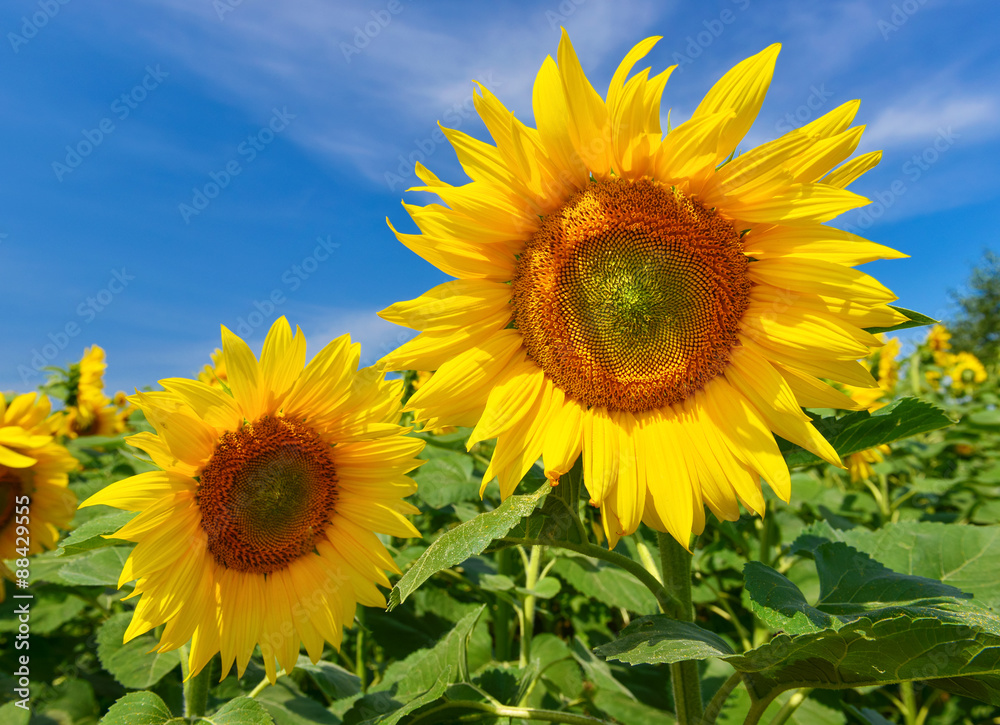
(58, 510, 137, 554)
(97, 612, 181, 689)
(257, 679, 338, 724)
(601, 544, 1000, 706)
(782, 398, 954, 467)
(99, 691, 173, 725)
(413, 450, 480, 509)
(552, 553, 659, 613)
(0, 589, 87, 634)
(371, 605, 485, 698)
(197, 697, 274, 725)
(295, 657, 361, 701)
(864, 305, 937, 334)
(968, 409, 1000, 428)
(479, 573, 515, 591)
(811, 541, 971, 615)
(743, 562, 841, 634)
(592, 690, 676, 725)
(794, 521, 1000, 611)
(60, 545, 133, 586)
(594, 616, 735, 665)
(519, 576, 561, 599)
(0, 703, 29, 725)
(387, 488, 547, 610)
(346, 607, 486, 725)
(737, 544, 1000, 704)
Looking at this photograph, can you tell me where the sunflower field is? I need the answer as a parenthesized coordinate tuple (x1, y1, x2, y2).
(4, 30, 1000, 725)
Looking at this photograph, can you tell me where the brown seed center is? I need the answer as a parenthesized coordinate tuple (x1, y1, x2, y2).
(511, 178, 750, 412)
(197, 416, 338, 574)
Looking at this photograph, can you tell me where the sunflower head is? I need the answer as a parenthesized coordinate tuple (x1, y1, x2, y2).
(57, 345, 129, 438)
(197, 348, 228, 388)
(0, 392, 78, 597)
(379, 31, 907, 548)
(81, 318, 423, 682)
(947, 351, 987, 395)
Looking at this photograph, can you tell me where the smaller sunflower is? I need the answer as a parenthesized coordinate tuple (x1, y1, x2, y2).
(845, 337, 899, 481)
(60, 346, 130, 438)
(926, 324, 952, 367)
(1, 393, 78, 600)
(197, 348, 228, 388)
(848, 444, 890, 483)
(81, 318, 422, 683)
(948, 351, 987, 395)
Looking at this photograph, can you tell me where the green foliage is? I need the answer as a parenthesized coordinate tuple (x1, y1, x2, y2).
(949, 249, 1000, 363)
(8, 315, 1000, 725)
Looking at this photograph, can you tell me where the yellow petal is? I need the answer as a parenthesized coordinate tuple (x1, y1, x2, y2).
(691, 44, 780, 164)
(260, 317, 307, 409)
(80, 470, 196, 510)
(221, 325, 263, 420)
(727, 346, 842, 467)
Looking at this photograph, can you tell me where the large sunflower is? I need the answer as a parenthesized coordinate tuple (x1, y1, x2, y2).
(1, 393, 78, 600)
(378, 33, 907, 548)
(81, 318, 423, 682)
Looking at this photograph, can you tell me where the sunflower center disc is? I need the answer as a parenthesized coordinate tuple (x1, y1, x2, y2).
(0, 469, 24, 532)
(512, 178, 751, 412)
(197, 416, 338, 574)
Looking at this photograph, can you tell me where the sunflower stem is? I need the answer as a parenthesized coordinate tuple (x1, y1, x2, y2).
(502, 537, 677, 614)
(494, 547, 514, 662)
(180, 647, 212, 720)
(355, 608, 367, 690)
(656, 531, 703, 725)
(519, 545, 543, 668)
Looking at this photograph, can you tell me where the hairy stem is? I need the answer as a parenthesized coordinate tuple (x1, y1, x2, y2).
(657, 531, 702, 725)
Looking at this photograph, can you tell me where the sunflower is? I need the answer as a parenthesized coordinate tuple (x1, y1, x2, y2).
(1, 393, 78, 600)
(197, 348, 228, 388)
(60, 345, 130, 438)
(847, 444, 890, 483)
(926, 324, 952, 366)
(947, 351, 987, 395)
(80, 318, 422, 682)
(378, 32, 907, 548)
(845, 338, 899, 481)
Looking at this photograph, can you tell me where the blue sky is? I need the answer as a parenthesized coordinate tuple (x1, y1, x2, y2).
(2, 0, 998, 396)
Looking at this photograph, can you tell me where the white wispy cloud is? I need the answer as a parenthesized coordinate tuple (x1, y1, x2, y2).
(862, 92, 1000, 148)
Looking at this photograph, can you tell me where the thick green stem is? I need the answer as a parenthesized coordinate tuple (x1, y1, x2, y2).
(769, 688, 812, 725)
(657, 531, 702, 725)
(355, 608, 367, 690)
(900, 681, 918, 725)
(179, 645, 212, 719)
(495, 547, 514, 662)
(503, 537, 677, 614)
(520, 545, 543, 667)
(702, 671, 742, 725)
